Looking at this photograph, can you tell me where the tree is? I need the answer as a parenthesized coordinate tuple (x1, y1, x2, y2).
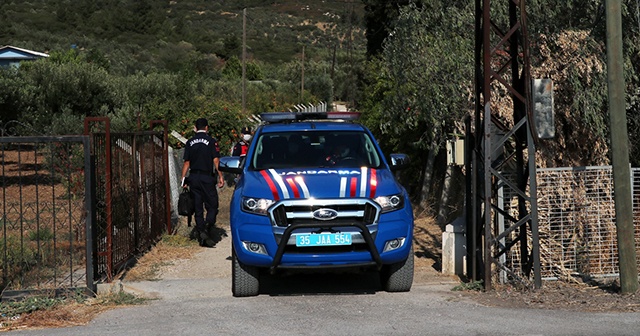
(222, 56, 242, 79)
(362, 2, 474, 206)
(221, 35, 241, 60)
(18, 56, 117, 133)
(0, 68, 26, 125)
(362, 0, 414, 58)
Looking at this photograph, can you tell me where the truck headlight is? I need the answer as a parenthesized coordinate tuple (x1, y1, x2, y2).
(374, 194, 404, 213)
(242, 197, 275, 215)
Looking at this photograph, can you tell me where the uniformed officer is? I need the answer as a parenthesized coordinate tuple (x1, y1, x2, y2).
(231, 126, 252, 157)
(180, 118, 224, 247)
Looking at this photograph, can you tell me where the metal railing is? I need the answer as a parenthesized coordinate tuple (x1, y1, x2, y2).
(0, 136, 94, 298)
(85, 118, 170, 283)
(0, 117, 171, 299)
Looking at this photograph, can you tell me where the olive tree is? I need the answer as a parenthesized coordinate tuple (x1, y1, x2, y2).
(363, 2, 474, 206)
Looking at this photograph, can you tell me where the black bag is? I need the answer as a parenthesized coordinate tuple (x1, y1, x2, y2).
(178, 188, 194, 216)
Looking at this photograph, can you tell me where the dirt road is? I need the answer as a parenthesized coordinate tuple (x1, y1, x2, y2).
(8, 224, 640, 336)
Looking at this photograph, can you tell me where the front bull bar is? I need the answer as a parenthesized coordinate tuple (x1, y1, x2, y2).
(270, 222, 382, 273)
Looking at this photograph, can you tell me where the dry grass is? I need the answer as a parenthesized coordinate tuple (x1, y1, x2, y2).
(123, 233, 200, 282)
(0, 291, 147, 331)
(124, 185, 234, 282)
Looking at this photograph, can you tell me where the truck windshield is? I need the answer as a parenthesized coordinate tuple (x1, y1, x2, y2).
(250, 131, 382, 170)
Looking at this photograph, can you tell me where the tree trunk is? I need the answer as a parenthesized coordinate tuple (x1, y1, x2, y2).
(416, 147, 437, 215)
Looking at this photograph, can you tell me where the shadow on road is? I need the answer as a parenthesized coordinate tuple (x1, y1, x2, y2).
(259, 270, 382, 296)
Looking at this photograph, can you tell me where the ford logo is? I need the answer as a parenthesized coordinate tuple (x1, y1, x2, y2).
(312, 208, 339, 221)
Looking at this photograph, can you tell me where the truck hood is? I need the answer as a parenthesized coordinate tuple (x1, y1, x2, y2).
(240, 167, 402, 200)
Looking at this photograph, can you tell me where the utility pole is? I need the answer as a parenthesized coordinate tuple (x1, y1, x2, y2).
(347, 2, 354, 108)
(301, 45, 305, 103)
(242, 8, 246, 114)
(605, 0, 638, 294)
(330, 43, 336, 85)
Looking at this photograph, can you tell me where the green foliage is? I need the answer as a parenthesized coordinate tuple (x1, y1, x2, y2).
(28, 227, 54, 242)
(95, 291, 147, 306)
(43, 141, 87, 197)
(2, 0, 365, 69)
(526, 0, 603, 36)
(221, 58, 266, 83)
(305, 73, 334, 105)
(0, 290, 145, 325)
(0, 295, 62, 317)
(524, 1, 640, 165)
(221, 35, 241, 60)
(568, 66, 609, 140)
(452, 280, 484, 291)
(17, 58, 117, 132)
(246, 62, 264, 81)
(0, 68, 26, 124)
(1, 1, 369, 139)
(360, 56, 394, 148)
(0, 234, 43, 291)
(7, 0, 640, 191)
(50, 110, 86, 135)
(362, 0, 414, 57)
(363, 2, 473, 154)
(115, 71, 182, 130)
(0, 235, 38, 272)
(222, 56, 242, 79)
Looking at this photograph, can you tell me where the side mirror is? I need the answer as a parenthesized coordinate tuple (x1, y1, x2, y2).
(218, 156, 243, 174)
(389, 154, 410, 172)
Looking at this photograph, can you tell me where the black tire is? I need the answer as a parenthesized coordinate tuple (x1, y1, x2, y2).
(380, 244, 414, 292)
(232, 247, 260, 297)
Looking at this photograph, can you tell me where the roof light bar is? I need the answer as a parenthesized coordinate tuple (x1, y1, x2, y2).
(327, 112, 361, 120)
(260, 112, 297, 122)
(259, 111, 361, 123)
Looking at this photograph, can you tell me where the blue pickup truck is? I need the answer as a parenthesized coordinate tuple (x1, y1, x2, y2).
(218, 112, 414, 297)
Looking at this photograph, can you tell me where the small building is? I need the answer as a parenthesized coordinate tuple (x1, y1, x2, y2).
(0, 45, 49, 68)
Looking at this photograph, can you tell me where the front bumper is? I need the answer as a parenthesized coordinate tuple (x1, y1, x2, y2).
(231, 200, 413, 271)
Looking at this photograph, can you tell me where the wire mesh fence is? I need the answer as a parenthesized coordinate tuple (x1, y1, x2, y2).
(503, 166, 640, 281)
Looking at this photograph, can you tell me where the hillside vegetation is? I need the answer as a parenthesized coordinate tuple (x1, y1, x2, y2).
(0, 0, 366, 151)
(2, 0, 365, 71)
(3, 0, 640, 207)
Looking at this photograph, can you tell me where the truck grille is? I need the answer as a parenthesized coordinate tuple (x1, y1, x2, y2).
(269, 199, 380, 228)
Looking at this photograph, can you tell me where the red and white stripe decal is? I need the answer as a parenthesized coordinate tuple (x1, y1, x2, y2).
(369, 169, 377, 198)
(339, 168, 377, 198)
(262, 170, 310, 199)
(260, 170, 280, 200)
(349, 177, 358, 197)
(359, 167, 368, 197)
(285, 178, 301, 198)
(294, 176, 310, 198)
(340, 177, 348, 197)
(265, 169, 376, 199)
(269, 169, 290, 199)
